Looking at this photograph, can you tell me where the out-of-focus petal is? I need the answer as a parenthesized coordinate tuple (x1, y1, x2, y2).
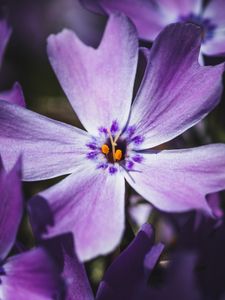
(200, 0, 225, 56)
(29, 164, 125, 261)
(207, 193, 223, 218)
(96, 224, 164, 300)
(124, 145, 225, 213)
(0, 100, 90, 181)
(43, 234, 94, 300)
(149, 252, 201, 300)
(201, 30, 225, 56)
(128, 195, 152, 227)
(81, 0, 202, 40)
(47, 13, 138, 135)
(128, 23, 224, 149)
(82, 0, 167, 40)
(202, 37, 225, 56)
(0, 19, 12, 68)
(79, 0, 105, 14)
(0, 157, 23, 261)
(1, 248, 62, 300)
(0, 82, 25, 107)
(156, 0, 202, 21)
(203, 0, 225, 27)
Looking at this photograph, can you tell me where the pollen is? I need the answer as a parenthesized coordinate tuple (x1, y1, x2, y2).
(101, 144, 110, 155)
(114, 149, 122, 161)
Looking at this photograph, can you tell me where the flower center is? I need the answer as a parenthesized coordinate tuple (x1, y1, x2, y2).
(101, 129, 126, 163)
(85, 121, 145, 174)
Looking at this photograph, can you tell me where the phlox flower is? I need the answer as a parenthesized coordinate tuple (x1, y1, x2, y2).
(0, 15, 225, 261)
(81, 0, 225, 58)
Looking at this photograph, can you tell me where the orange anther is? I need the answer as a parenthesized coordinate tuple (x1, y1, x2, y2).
(101, 144, 110, 155)
(114, 149, 122, 161)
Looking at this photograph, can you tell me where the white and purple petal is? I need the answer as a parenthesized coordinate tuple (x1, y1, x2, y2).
(202, 33, 225, 56)
(128, 23, 224, 149)
(203, 0, 225, 28)
(29, 163, 125, 261)
(128, 195, 152, 227)
(124, 144, 225, 213)
(201, 0, 225, 56)
(0, 100, 90, 181)
(47, 13, 138, 135)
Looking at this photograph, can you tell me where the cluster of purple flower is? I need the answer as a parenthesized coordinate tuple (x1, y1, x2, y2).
(0, 0, 225, 299)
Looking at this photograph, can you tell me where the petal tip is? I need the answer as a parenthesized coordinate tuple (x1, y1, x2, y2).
(140, 223, 154, 240)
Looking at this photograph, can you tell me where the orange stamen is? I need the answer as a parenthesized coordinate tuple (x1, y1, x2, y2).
(114, 149, 122, 161)
(101, 144, 110, 155)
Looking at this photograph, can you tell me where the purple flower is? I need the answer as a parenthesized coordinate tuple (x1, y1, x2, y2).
(0, 157, 62, 299)
(0, 19, 25, 106)
(0, 16, 225, 261)
(81, 0, 225, 58)
(42, 224, 164, 300)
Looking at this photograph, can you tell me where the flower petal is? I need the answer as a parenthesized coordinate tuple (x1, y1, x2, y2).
(128, 195, 152, 227)
(0, 100, 89, 181)
(96, 224, 164, 300)
(202, 1, 225, 56)
(81, 0, 202, 40)
(47, 13, 138, 135)
(0, 82, 25, 107)
(149, 253, 201, 300)
(0, 157, 23, 261)
(82, 0, 167, 40)
(207, 193, 223, 218)
(124, 144, 225, 213)
(0, 19, 12, 68)
(1, 248, 62, 300)
(203, 0, 225, 27)
(43, 234, 94, 300)
(29, 164, 125, 261)
(156, 0, 202, 20)
(129, 204, 152, 227)
(128, 23, 224, 149)
(202, 33, 225, 56)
